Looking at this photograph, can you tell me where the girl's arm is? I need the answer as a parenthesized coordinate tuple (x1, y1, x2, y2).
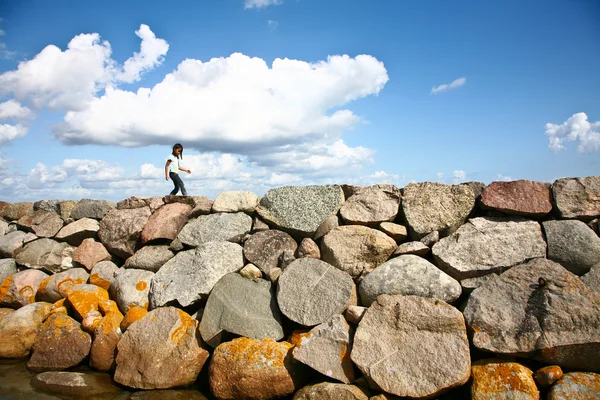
(165, 160, 171, 180)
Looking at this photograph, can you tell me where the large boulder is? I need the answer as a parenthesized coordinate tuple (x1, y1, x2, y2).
(110, 268, 154, 314)
(98, 207, 152, 259)
(70, 199, 116, 220)
(243, 230, 298, 274)
(359, 254, 461, 306)
(89, 300, 124, 371)
(150, 241, 244, 308)
(293, 383, 368, 400)
(0, 269, 49, 308)
(140, 202, 192, 245)
(471, 359, 539, 400)
(114, 307, 209, 389)
(351, 295, 471, 398)
(547, 372, 600, 400)
(0, 302, 52, 358)
(582, 266, 600, 293)
(402, 182, 475, 239)
(29, 210, 64, 238)
(481, 180, 553, 217)
(321, 225, 396, 279)
(2, 202, 33, 221)
(543, 220, 600, 275)
(199, 273, 284, 347)
(177, 212, 252, 247)
(124, 245, 174, 272)
(277, 258, 354, 326)
(72, 238, 111, 271)
(339, 184, 401, 226)
(36, 268, 90, 303)
(432, 217, 546, 280)
(552, 176, 600, 219)
(0, 230, 37, 258)
(15, 238, 75, 273)
(463, 258, 600, 370)
(212, 190, 259, 213)
(55, 218, 100, 246)
(256, 185, 345, 238)
(89, 261, 118, 291)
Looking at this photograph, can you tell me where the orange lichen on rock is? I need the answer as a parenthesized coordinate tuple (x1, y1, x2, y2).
(471, 359, 538, 399)
(89, 273, 111, 291)
(135, 281, 147, 291)
(98, 300, 121, 317)
(67, 285, 110, 320)
(215, 337, 293, 368)
(0, 276, 14, 304)
(18, 286, 35, 305)
(288, 330, 311, 347)
(0, 308, 14, 320)
(57, 277, 87, 298)
(534, 365, 563, 387)
(120, 306, 148, 332)
(170, 309, 197, 346)
(36, 276, 51, 298)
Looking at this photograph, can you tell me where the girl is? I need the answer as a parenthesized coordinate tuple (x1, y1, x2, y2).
(165, 143, 192, 195)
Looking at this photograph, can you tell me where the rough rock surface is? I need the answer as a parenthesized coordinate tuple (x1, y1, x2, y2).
(55, 218, 100, 246)
(582, 265, 600, 293)
(30, 210, 64, 238)
(120, 306, 147, 333)
(2, 202, 33, 221)
(314, 215, 340, 240)
(124, 245, 174, 272)
(70, 199, 116, 220)
(212, 190, 259, 213)
(140, 202, 192, 245)
(243, 230, 298, 274)
(292, 382, 368, 400)
(98, 207, 152, 259)
(117, 196, 163, 211)
(150, 241, 244, 308)
(471, 359, 539, 400)
(534, 365, 563, 388)
(379, 222, 408, 242)
(89, 261, 118, 291)
(552, 176, 600, 219)
(0, 258, 17, 283)
(391, 241, 429, 257)
(177, 212, 252, 247)
(89, 300, 124, 371)
(463, 258, 600, 370)
(0, 269, 49, 308)
(252, 216, 270, 232)
(295, 238, 321, 259)
(351, 295, 471, 398)
(31, 371, 123, 399)
(0, 302, 52, 358)
(114, 307, 209, 389)
(543, 219, 600, 275)
(33, 200, 61, 214)
(72, 238, 111, 271)
(239, 263, 262, 279)
(402, 182, 475, 239)
(344, 305, 367, 325)
(188, 197, 214, 218)
(339, 184, 401, 226)
(110, 268, 154, 313)
(277, 258, 354, 326)
(256, 185, 345, 238)
(547, 372, 600, 400)
(67, 284, 110, 320)
(432, 217, 546, 279)
(15, 238, 74, 273)
(359, 254, 461, 306)
(37, 268, 90, 303)
(0, 230, 37, 258)
(199, 273, 283, 347)
(321, 225, 396, 279)
(481, 180, 553, 217)
(58, 201, 78, 220)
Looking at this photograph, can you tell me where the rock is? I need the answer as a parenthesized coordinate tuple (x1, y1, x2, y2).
(37, 268, 90, 303)
(420, 230, 440, 247)
(391, 241, 430, 257)
(70, 199, 116, 220)
(200, 273, 284, 347)
(534, 365, 563, 387)
(117, 196, 163, 212)
(30, 210, 64, 238)
(344, 305, 367, 324)
(471, 359, 539, 400)
(460, 273, 503, 293)
(0, 258, 17, 283)
(292, 314, 355, 383)
(552, 176, 600, 219)
(33, 200, 61, 214)
(0, 269, 49, 308)
(481, 180, 553, 217)
(110, 268, 154, 314)
(114, 307, 209, 389)
(321, 225, 397, 279)
(89, 261, 118, 291)
(169, 237, 184, 252)
(252, 216, 270, 232)
(278, 249, 296, 269)
(0, 302, 52, 357)
(140, 202, 192, 245)
(163, 195, 211, 208)
(212, 190, 259, 213)
(0, 219, 8, 236)
(16, 212, 35, 231)
(2, 202, 33, 221)
(150, 242, 244, 308)
(256, 185, 345, 238)
(129, 390, 210, 400)
(295, 238, 321, 259)
(58, 200, 78, 220)
(293, 382, 369, 400)
(124, 245, 174, 272)
(432, 217, 546, 280)
(543, 220, 600, 275)
(188, 197, 214, 218)
(98, 207, 152, 259)
(314, 215, 340, 240)
(0, 230, 37, 258)
(15, 238, 75, 273)
(243, 230, 298, 274)
(209, 337, 304, 400)
(590, 218, 599, 235)
(402, 182, 475, 239)
(351, 295, 471, 398)
(277, 258, 354, 326)
(582, 265, 600, 293)
(239, 264, 262, 279)
(55, 218, 100, 246)
(463, 258, 600, 370)
(67, 284, 110, 320)
(340, 185, 401, 226)
(177, 212, 252, 247)
(359, 255, 462, 306)
(72, 238, 111, 271)
(89, 300, 123, 371)
(378, 222, 408, 242)
(27, 313, 92, 372)
(547, 372, 600, 399)
(31, 371, 123, 399)
(120, 306, 148, 332)
(268, 267, 282, 282)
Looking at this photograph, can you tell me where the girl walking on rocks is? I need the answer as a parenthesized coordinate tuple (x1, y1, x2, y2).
(165, 143, 191, 195)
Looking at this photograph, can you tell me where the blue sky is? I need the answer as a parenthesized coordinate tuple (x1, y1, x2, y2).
(0, 0, 598, 201)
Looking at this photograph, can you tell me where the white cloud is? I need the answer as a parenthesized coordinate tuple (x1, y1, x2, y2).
(450, 170, 467, 183)
(0, 123, 28, 144)
(139, 163, 163, 179)
(61, 159, 124, 182)
(0, 99, 35, 120)
(245, 0, 283, 9)
(431, 77, 466, 94)
(27, 162, 68, 189)
(496, 174, 512, 181)
(268, 20, 279, 29)
(545, 112, 600, 153)
(116, 24, 169, 83)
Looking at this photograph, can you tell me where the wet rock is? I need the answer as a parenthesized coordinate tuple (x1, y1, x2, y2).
(534, 365, 563, 388)
(37, 268, 89, 303)
(177, 212, 252, 247)
(15, 238, 75, 273)
(55, 218, 100, 246)
(70, 199, 116, 220)
(0, 269, 49, 308)
(0, 230, 37, 258)
(0, 302, 52, 358)
(243, 230, 298, 274)
(140, 202, 192, 245)
(212, 190, 259, 213)
(481, 180, 553, 217)
(110, 268, 154, 314)
(98, 207, 152, 259)
(340, 185, 401, 227)
(471, 359, 539, 400)
(0, 258, 17, 283)
(295, 238, 321, 259)
(391, 241, 430, 257)
(67, 284, 110, 320)
(552, 176, 600, 219)
(378, 222, 408, 242)
(31, 371, 123, 398)
(543, 219, 600, 275)
(89, 261, 118, 291)
(293, 382, 369, 400)
(124, 245, 174, 272)
(72, 238, 111, 271)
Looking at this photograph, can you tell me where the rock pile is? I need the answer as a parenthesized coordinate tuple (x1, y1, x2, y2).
(0, 178, 599, 399)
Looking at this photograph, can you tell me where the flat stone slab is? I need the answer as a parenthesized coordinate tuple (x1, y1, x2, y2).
(243, 230, 298, 274)
(70, 199, 116, 220)
(552, 176, 600, 219)
(55, 218, 100, 246)
(391, 241, 429, 257)
(543, 219, 600, 275)
(212, 190, 259, 213)
(481, 180, 553, 217)
(31, 371, 123, 399)
(177, 212, 252, 247)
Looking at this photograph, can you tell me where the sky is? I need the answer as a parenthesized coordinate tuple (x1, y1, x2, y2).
(0, 0, 598, 202)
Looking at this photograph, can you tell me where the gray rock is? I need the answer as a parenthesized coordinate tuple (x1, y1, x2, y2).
(277, 258, 354, 326)
(199, 273, 283, 347)
(150, 241, 244, 308)
(460, 272, 503, 294)
(0, 231, 38, 258)
(359, 255, 461, 306)
(321, 225, 397, 279)
(432, 217, 547, 280)
(252, 216, 270, 232)
(582, 265, 600, 293)
(98, 207, 152, 259)
(55, 218, 100, 246)
(117, 196, 164, 212)
(0, 259, 17, 283)
(351, 295, 471, 398)
(15, 238, 75, 273)
(547, 372, 600, 400)
(239, 264, 262, 279)
(391, 241, 430, 257)
(36, 268, 90, 303)
(188, 197, 214, 218)
(464, 258, 600, 370)
(420, 230, 440, 247)
(30, 211, 64, 238)
(402, 182, 475, 239)
(543, 219, 600, 275)
(33, 200, 61, 214)
(177, 212, 252, 247)
(70, 199, 116, 220)
(256, 185, 345, 238)
(314, 215, 340, 241)
(212, 190, 259, 213)
(293, 382, 368, 400)
(340, 184, 401, 227)
(243, 230, 298, 274)
(552, 176, 600, 219)
(0, 219, 8, 236)
(89, 261, 119, 291)
(110, 268, 154, 314)
(31, 371, 123, 399)
(124, 245, 174, 272)
(292, 314, 355, 383)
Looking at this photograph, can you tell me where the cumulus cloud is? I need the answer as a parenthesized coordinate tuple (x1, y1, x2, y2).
(496, 174, 513, 181)
(116, 24, 169, 83)
(0, 99, 35, 120)
(545, 112, 600, 153)
(27, 162, 68, 189)
(0, 124, 28, 145)
(437, 170, 468, 184)
(431, 77, 466, 94)
(245, 0, 283, 9)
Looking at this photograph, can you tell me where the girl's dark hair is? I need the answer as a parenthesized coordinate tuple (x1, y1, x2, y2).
(172, 143, 183, 159)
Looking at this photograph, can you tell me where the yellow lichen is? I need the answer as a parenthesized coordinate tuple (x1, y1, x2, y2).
(135, 281, 147, 291)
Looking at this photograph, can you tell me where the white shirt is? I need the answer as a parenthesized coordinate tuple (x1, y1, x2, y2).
(166, 154, 180, 173)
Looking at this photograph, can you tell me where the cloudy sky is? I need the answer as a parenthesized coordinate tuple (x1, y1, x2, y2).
(0, 0, 598, 201)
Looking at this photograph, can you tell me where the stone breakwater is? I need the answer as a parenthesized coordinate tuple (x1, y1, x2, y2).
(0, 177, 598, 399)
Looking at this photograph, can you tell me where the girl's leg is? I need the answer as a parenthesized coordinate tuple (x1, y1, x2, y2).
(171, 173, 187, 195)
(169, 172, 180, 195)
